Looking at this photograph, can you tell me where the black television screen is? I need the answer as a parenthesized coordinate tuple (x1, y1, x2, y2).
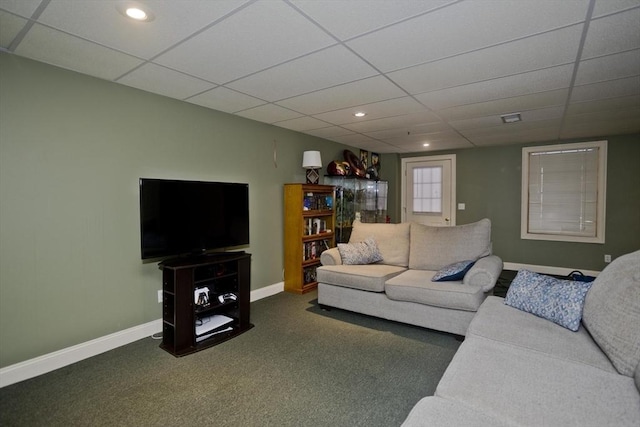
(139, 178, 249, 259)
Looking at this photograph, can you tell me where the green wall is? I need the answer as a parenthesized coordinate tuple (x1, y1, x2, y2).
(397, 135, 640, 271)
(0, 53, 352, 367)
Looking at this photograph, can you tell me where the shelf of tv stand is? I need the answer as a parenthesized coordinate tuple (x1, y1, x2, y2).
(159, 251, 253, 357)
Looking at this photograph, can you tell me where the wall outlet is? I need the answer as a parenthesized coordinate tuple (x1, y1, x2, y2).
(604, 254, 612, 263)
(157, 290, 163, 303)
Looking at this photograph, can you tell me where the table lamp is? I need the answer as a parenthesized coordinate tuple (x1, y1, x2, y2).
(302, 151, 322, 184)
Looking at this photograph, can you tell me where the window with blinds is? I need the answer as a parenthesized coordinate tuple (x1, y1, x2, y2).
(521, 140, 607, 243)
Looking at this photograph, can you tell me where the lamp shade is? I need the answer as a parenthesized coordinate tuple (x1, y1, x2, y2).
(302, 151, 322, 168)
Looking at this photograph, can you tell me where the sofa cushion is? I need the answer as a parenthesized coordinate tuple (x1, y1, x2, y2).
(409, 219, 491, 270)
(582, 250, 640, 377)
(432, 260, 475, 282)
(349, 221, 411, 267)
(468, 296, 617, 373)
(316, 264, 406, 292)
(401, 396, 513, 427)
(435, 335, 640, 427)
(504, 270, 593, 332)
(385, 270, 487, 311)
(337, 237, 383, 265)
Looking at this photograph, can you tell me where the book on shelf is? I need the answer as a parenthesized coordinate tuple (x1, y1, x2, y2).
(303, 239, 332, 261)
(303, 193, 333, 211)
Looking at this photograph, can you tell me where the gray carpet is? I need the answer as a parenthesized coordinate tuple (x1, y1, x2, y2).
(0, 290, 461, 426)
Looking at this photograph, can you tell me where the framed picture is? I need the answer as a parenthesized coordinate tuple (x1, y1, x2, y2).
(371, 152, 380, 171)
(360, 149, 369, 169)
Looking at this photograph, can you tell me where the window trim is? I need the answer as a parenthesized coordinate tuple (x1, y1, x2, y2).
(521, 140, 607, 244)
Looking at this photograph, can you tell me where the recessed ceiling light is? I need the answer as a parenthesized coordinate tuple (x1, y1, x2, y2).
(501, 112, 522, 124)
(354, 112, 366, 118)
(126, 7, 147, 20)
(117, 3, 155, 22)
(423, 143, 430, 147)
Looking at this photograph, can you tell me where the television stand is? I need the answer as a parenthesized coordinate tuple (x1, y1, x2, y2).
(159, 251, 253, 356)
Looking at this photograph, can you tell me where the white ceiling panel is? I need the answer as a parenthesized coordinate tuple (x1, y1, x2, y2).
(347, 0, 589, 72)
(388, 25, 583, 95)
(581, 8, 640, 59)
(276, 75, 406, 115)
(155, 0, 336, 84)
(227, 45, 378, 102)
(118, 63, 215, 100)
(15, 24, 143, 80)
(291, 0, 453, 40)
(570, 76, 640, 103)
(342, 112, 443, 133)
(575, 49, 640, 85)
(567, 95, 640, 115)
(312, 97, 427, 125)
(235, 103, 303, 123)
(3, 0, 639, 153)
(305, 126, 355, 139)
(37, 0, 250, 59)
(0, 11, 27, 48)
(187, 86, 266, 113)
(592, 0, 640, 17)
(273, 116, 331, 132)
(415, 65, 574, 110)
(435, 89, 569, 122)
(0, 0, 41, 18)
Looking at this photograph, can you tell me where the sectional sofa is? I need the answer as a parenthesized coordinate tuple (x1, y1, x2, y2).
(402, 250, 640, 426)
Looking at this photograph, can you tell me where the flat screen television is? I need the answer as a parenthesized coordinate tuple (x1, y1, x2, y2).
(139, 178, 249, 259)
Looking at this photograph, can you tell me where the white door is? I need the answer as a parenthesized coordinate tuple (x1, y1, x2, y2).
(402, 155, 456, 226)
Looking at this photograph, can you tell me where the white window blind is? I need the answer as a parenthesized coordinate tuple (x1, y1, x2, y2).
(413, 166, 442, 213)
(521, 141, 607, 243)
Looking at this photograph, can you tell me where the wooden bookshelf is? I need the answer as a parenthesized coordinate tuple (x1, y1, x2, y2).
(284, 184, 336, 294)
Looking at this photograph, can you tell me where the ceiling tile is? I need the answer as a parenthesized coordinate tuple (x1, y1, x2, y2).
(0, 11, 27, 48)
(227, 45, 378, 102)
(592, 0, 640, 17)
(291, 0, 453, 40)
(388, 25, 582, 95)
(567, 94, 640, 115)
(274, 116, 330, 132)
(450, 106, 565, 131)
(342, 112, 444, 133)
(15, 24, 143, 80)
(570, 76, 640, 103)
(313, 97, 427, 125)
(575, 49, 640, 85)
(0, 0, 41, 18)
(37, 0, 250, 59)
(235, 104, 303, 123)
(276, 75, 406, 115)
(581, 8, 640, 59)
(347, 0, 589, 72)
(118, 63, 215, 100)
(155, 0, 336, 84)
(187, 86, 266, 113)
(467, 125, 561, 146)
(363, 122, 451, 140)
(305, 126, 355, 139)
(435, 89, 569, 122)
(415, 64, 574, 110)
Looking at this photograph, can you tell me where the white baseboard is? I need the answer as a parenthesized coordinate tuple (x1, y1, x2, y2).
(0, 284, 284, 388)
(503, 262, 600, 278)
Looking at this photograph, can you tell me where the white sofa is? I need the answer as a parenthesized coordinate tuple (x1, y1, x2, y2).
(317, 219, 503, 336)
(402, 250, 640, 426)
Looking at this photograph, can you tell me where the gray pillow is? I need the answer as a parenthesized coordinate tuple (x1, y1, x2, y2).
(338, 237, 383, 265)
(582, 250, 640, 377)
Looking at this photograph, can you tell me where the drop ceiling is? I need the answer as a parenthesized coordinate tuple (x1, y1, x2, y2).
(1, 0, 639, 153)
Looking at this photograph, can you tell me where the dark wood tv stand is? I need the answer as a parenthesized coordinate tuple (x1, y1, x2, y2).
(159, 251, 253, 356)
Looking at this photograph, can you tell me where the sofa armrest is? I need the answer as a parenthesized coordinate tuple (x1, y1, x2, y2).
(320, 247, 342, 266)
(463, 255, 503, 292)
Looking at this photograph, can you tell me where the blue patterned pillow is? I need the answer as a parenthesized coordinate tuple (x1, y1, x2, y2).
(432, 260, 475, 282)
(338, 237, 383, 265)
(505, 270, 594, 331)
